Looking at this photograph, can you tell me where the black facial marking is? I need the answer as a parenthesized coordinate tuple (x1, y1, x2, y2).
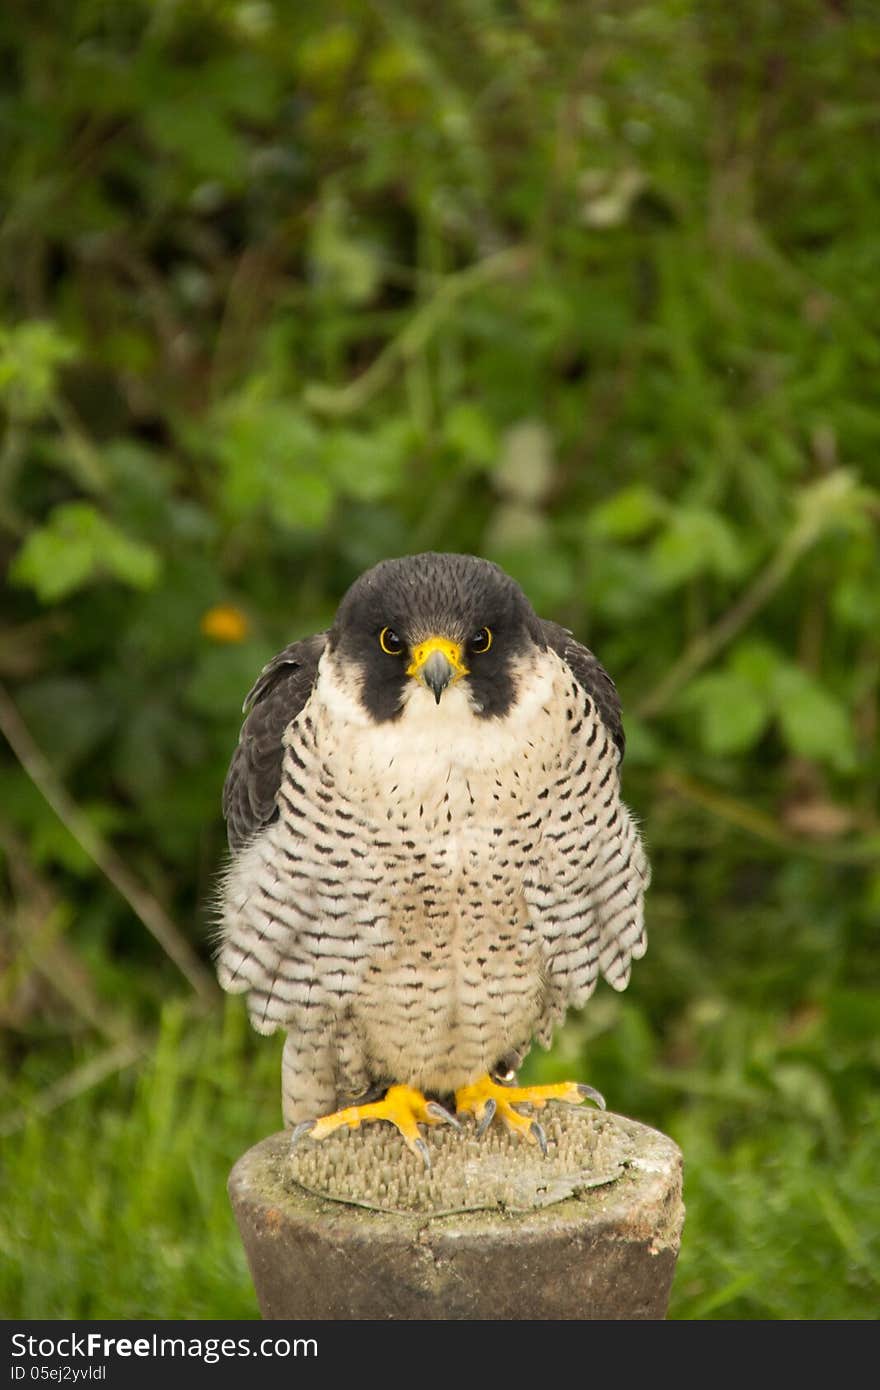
(328, 552, 545, 723)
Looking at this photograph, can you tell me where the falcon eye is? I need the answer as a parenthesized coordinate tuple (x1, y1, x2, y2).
(379, 627, 404, 655)
(469, 627, 492, 654)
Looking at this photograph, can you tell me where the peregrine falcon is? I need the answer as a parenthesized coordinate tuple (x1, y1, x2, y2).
(217, 553, 649, 1161)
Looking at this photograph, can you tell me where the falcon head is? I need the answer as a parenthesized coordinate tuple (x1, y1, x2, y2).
(327, 552, 546, 722)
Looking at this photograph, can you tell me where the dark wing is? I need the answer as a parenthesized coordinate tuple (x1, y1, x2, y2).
(539, 620, 625, 758)
(525, 621, 647, 1044)
(222, 634, 326, 850)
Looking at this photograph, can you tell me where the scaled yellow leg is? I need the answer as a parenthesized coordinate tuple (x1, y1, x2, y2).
(455, 1075, 604, 1152)
(291, 1084, 459, 1167)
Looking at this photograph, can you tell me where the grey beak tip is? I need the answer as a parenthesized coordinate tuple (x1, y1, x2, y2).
(422, 649, 455, 704)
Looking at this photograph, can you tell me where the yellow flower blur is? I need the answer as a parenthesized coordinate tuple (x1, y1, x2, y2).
(200, 604, 249, 643)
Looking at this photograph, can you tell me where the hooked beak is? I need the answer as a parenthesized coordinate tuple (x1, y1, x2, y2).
(407, 637, 468, 704)
(421, 649, 455, 704)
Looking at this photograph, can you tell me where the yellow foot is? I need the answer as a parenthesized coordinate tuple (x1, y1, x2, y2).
(290, 1084, 459, 1168)
(454, 1075, 605, 1153)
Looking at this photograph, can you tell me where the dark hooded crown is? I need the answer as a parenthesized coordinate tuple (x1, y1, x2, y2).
(328, 552, 545, 722)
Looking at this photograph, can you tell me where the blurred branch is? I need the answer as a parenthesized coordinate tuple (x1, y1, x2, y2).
(647, 1064, 766, 1106)
(211, 243, 287, 395)
(636, 543, 800, 720)
(637, 471, 875, 720)
(0, 1036, 147, 1138)
(0, 991, 214, 1138)
(0, 684, 218, 1004)
(303, 245, 533, 417)
(659, 769, 880, 864)
(0, 616, 65, 680)
(0, 825, 133, 1043)
(97, 237, 196, 375)
(0, 419, 28, 536)
(49, 396, 107, 492)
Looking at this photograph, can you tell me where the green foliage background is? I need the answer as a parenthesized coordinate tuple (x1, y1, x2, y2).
(2, 0, 879, 1319)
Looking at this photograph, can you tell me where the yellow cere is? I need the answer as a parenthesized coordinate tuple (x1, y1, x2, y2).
(406, 635, 469, 682)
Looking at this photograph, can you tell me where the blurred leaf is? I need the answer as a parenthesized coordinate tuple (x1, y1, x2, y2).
(830, 537, 880, 632)
(827, 990, 880, 1045)
(213, 399, 334, 531)
(16, 677, 113, 776)
(136, 56, 280, 186)
(685, 671, 771, 755)
(0, 321, 78, 418)
(309, 191, 381, 306)
(772, 1063, 839, 1139)
(791, 469, 878, 550)
(113, 703, 200, 802)
(650, 508, 747, 588)
(728, 640, 785, 692)
(185, 641, 275, 721)
(772, 665, 857, 772)
(143, 101, 247, 185)
(0, 768, 94, 878)
(30, 814, 94, 878)
(10, 504, 161, 602)
(296, 23, 359, 83)
(443, 402, 498, 470)
(323, 420, 412, 502)
(588, 485, 667, 541)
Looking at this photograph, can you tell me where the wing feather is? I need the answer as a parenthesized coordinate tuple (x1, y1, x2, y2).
(539, 619, 625, 757)
(222, 633, 326, 850)
(527, 633, 649, 1038)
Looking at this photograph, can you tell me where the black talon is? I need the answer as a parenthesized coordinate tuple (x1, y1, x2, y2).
(414, 1138, 432, 1170)
(290, 1119, 316, 1148)
(531, 1121, 548, 1156)
(476, 1097, 497, 1137)
(427, 1101, 461, 1129)
(577, 1084, 606, 1110)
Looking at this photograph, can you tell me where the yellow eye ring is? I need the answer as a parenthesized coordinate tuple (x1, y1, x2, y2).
(470, 627, 492, 654)
(379, 627, 404, 655)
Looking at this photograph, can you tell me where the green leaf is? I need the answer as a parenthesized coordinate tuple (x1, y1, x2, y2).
(443, 403, 497, 469)
(10, 503, 161, 603)
(0, 320, 78, 418)
(323, 420, 411, 502)
(685, 671, 771, 756)
(270, 468, 335, 531)
(309, 191, 381, 306)
(214, 400, 335, 531)
(772, 666, 856, 772)
(587, 543, 662, 621)
(296, 24, 359, 82)
(588, 484, 667, 541)
(727, 640, 786, 691)
(650, 508, 747, 588)
(17, 677, 113, 776)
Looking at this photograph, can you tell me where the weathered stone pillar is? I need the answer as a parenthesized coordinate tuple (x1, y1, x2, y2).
(229, 1108, 684, 1320)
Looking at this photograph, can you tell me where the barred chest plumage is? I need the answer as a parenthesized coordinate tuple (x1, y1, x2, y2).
(273, 650, 564, 1094)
